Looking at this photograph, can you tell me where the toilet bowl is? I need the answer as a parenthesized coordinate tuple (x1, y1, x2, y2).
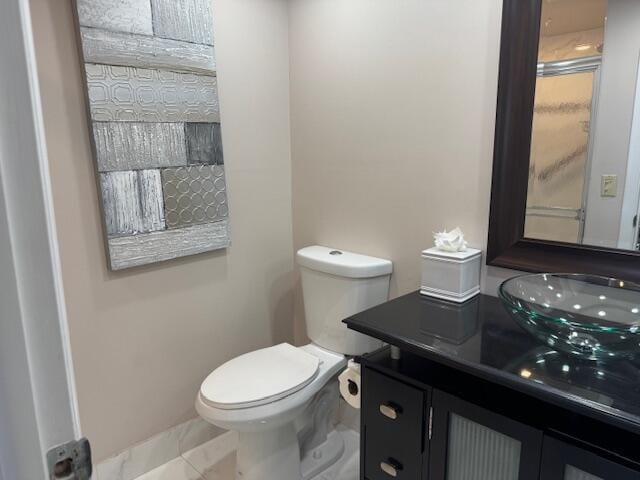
(196, 246, 392, 480)
(196, 343, 346, 480)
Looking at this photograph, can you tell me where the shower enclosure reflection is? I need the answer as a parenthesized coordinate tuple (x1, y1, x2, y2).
(523, 0, 640, 251)
(526, 58, 600, 244)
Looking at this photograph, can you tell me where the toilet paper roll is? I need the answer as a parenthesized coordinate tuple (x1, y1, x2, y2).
(339, 360, 361, 409)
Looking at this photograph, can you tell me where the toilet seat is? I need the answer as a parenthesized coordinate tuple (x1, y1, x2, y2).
(200, 343, 320, 410)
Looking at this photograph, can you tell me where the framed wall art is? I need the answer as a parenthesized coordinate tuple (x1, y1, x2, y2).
(73, 0, 230, 270)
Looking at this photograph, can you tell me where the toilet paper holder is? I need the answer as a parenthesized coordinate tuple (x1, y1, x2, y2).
(338, 359, 362, 409)
(347, 378, 359, 396)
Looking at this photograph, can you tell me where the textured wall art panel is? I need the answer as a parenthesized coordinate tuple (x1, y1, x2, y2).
(186, 123, 224, 165)
(75, 0, 229, 269)
(138, 170, 166, 233)
(101, 171, 142, 235)
(101, 170, 165, 235)
(152, 0, 215, 45)
(86, 64, 220, 123)
(162, 165, 228, 228)
(80, 27, 216, 75)
(77, 0, 153, 35)
(109, 220, 230, 270)
(93, 122, 187, 172)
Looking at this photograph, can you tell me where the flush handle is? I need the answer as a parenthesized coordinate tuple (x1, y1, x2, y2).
(380, 402, 401, 420)
(380, 458, 403, 477)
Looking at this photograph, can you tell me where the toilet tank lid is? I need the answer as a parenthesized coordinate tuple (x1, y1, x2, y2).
(297, 246, 392, 278)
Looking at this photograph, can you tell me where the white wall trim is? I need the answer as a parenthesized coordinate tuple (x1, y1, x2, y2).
(19, 0, 82, 439)
(0, 0, 82, 477)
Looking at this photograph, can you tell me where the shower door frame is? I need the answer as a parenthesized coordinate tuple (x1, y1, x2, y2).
(527, 56, 602, 244)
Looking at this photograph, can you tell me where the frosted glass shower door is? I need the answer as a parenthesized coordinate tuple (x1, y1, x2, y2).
(525, 68, 598, 244)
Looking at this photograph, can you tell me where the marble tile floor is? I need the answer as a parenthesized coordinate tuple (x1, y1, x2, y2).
(94, 418, 224, 480)
(127, 425, 359, 480)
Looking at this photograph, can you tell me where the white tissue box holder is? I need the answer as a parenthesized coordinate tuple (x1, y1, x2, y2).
(420, 247, 481, 303)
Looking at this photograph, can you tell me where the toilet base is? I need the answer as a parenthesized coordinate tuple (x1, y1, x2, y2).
(235, 425, 347, 480)
(234, 381, 346, 480)
(237, 424, 300, 480)
(301, 429, 345, 479)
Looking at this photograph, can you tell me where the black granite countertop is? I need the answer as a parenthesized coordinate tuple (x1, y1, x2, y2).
(344, 291, 640, 436)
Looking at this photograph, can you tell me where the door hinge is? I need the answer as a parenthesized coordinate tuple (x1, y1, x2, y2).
(47, 438, 92, 480)
(428, 406, 433, 440)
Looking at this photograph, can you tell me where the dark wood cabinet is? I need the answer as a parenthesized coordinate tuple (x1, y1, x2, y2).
(360, 361, 640, 480)
(362, 368, 428, 480)
(345, 293, 640, 480)
(540, 437, 640, 480)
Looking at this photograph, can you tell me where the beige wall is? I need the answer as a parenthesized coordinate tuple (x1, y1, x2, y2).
(584, 0, 640, 248)
(30, 0, 294, 462)
(288, 0, 504, 340)
(30, 0, 512, 462)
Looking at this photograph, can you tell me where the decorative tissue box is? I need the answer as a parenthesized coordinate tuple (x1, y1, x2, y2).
(420, 247, 482, 303)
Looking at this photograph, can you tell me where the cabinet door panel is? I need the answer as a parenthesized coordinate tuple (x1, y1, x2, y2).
(447, 413, 522, 480)
(564, 465, 603, 480)
(541, 436, 640, 480)
(362, 367, 426, 480)
(429, 390, 542, 480)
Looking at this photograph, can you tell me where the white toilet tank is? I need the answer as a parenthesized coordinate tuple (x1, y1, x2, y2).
(297, 246, 393, 356)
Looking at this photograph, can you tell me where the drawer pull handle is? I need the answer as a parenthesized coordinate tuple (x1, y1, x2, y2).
(380, 458, 403, 477)
(380, 403, 400, 420)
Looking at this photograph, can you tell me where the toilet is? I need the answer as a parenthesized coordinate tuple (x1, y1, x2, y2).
(196, 245, 392, 480)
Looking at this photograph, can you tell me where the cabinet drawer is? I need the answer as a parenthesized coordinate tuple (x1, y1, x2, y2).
(362, 367, 426, 480)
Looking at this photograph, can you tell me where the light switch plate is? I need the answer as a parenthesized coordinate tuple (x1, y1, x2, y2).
(601, 174, 618, 197)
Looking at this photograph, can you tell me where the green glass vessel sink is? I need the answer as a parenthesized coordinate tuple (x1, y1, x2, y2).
(499, 274, 640, 360)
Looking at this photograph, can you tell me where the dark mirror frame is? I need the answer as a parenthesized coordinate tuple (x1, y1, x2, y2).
(487, 0, 640, 282)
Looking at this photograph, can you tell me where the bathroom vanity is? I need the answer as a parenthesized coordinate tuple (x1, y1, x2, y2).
(344, 292, 640, 480)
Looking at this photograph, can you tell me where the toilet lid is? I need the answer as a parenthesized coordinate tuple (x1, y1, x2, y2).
(200, 343, 320, 410)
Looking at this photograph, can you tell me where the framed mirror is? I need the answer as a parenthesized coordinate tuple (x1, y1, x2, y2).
(488, 0, 640, 281)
